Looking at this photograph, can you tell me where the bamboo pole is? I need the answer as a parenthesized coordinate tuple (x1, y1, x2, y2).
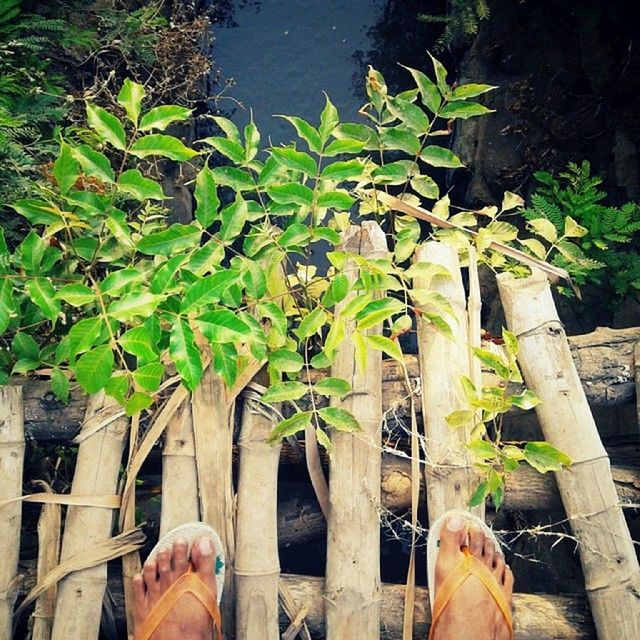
(160, 398, 200, 535)
(0, 386, 24, 640)
(414, 242, 482, 523)
(497, 270, 640, 640)
(325, 222, 386, 639)
(191, 366, 235, 638)
(31, 482, 61, 640)
(51, 392, 128, 640)
(235, 393, 282, 640)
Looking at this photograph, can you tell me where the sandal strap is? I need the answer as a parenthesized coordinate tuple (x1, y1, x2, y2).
(429, 548, 513, 640)
(135, 567, 222, 640)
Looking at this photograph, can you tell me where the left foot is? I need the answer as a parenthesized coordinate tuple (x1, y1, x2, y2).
(132, 537, 218, 640)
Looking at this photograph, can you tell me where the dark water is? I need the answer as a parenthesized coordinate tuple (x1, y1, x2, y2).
(209, 0, 445, 145)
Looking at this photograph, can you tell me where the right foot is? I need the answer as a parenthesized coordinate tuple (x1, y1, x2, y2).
(430, 515, 514, 640)
(132, 537, 219, 640)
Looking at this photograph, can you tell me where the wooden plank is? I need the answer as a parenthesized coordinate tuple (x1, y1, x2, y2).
(325, 222, 385, 639)
(50, 392, 128, 640)
(498, 270, 640, 640)
(235, 395, 281, 640)
(0, 386, 24, 640)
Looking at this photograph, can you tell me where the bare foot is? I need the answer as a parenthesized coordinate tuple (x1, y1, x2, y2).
(430, 515, 514, 640)
(132, 537, 219, 640)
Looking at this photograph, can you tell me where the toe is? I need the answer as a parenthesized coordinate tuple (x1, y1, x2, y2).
(173, 538, 190, 576)
(483, 537, 495, 568)
(493, 550, 506, 584)
(437, 514, 468, 553)
(504, 564, 515, 598)
(157, 548, 173, 589)
(131, 574, 147, 631)
(143, 560, 161, 598)
(191, 537, 218, 596)
(468, 524, 484, 558)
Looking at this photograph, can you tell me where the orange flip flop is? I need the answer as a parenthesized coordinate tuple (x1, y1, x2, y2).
(135, 522, 225, 640)
(427, 510, 514, 640)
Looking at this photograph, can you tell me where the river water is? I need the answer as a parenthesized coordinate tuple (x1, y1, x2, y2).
(209, 0, 444, 145)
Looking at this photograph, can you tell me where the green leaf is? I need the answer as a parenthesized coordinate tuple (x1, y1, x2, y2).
(421, 146, 464, 169)
(262, 381, 308, 402)
(446, 409, 474, 429)
(324, 138, 366, 156)
(468, 481, 489, 507)
(118, 169, 165, 201)
(324, 317, 345, 355)
(69, 317, 104, 357)
(117, 78, 145, 125)
(169, 318, 202, 391)
(472, 347, 510, 379)
(319, 94, 339, 142)
(150, 256, 185, 294)
(55, 283, 95, 307)
(313, 377, 350, 397)
(356, 297, 404, 330)
(108, 291, 162, 322)
(86, 103, 126, 150)
(200, 135, 246, 164)
(428, 52, 449, 94)
(0, 279, 15, 333)
(101, 268, 144, 295)
(125, 391, 154, 416)
(372, 161, 412, 185)
(196, 309, 252, 343)
(341, 293, 372, 318)
(386, 96, 430, 133)
(366, 334, 404, 363)
(320, 159, 365, 181)
(211, 166, 256, 191)
(527, 218, 558, 243)
(316, 427, 332, 452)
(564, 216, 588, 239)
(312, 227, 341, 245)
(439, 101, 494, 120)
(212, 342, 238, 387)
(276, 115, 322, 154)
(271, 147, 317, 176)
(466, 439, 497, 460)
(242, 260, 266, 298)
(132, 362, 165, 392)
(321, 274, 349, 308)
(380, 128, 421, 155)
(244, 120, 260, 161)
(401, 64, 441, 113)
(11, 200, 58, 226)
(317, 406, 359, 431)
(511, 389, 540, 410)
(53, 142, 79, 194)
(12, 332, 39, 361)
(72, 145, 115, 183)
(26, 277, 60, 323)
(295, 307, 327, 339)
(194, 165, 220, 228)
(317, 191, 354, 210)
(451, 83, 497, 100)
(269, 348, 304, 373)
(75, 345, 114, 394)
(181, 270, 238, 312)
(523, 442, 571, 473)
(118, 326, 158, 361)
(51, 367, 70, 403)
(519, 238, 547, 259)
(268, 411, 312, 444)
(105, 374, 129, 404)
(18, 231, 45, 272)
(137, 223, 201, 255)
(219, 195, 248, 242)
(139, 105, 193, 132)
(278, 223, 311, 249)
(501, 191, 524, 212)
(130, 134, 197, 161)
(210, 116, 242, 144)
(266, 183, 313, 206)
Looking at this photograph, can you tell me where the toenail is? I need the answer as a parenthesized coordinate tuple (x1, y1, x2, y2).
(198, 538, 213, 555)
(446, 515, 465, 531)
(175, 537, 187, 546)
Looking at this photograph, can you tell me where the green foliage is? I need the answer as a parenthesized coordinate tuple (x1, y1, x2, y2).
(522, 161, 640, 303)
(419, 0, 491, 51)
(447, 329, 570, 509)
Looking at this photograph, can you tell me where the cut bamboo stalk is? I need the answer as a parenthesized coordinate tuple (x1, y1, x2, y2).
(325, 222, 386, 639)
(31, 482, 61, 640)
(497, 270, 640, 640)
(51, 392, 128, 640)
(191, 366, 235, 638)
(635, 342, 640, 432)
(0, 385, 24, 640)
(235, 394, 281, 640)
(160, 398, 200, 535)
(414, 242, 482, 523)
